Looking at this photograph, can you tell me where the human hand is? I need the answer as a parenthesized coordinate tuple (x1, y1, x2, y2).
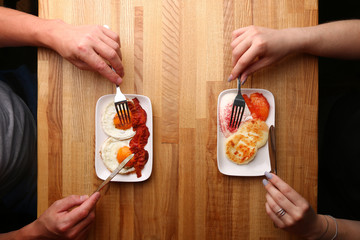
(47, 21, 124, 85)
(32, 192, 101, 239)
(229, 26, 297, 83)
(262, 172, 327, 239)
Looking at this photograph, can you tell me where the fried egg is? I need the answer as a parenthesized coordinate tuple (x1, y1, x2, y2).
(102, 102, 136, 140)
(100, 137, 135, 174)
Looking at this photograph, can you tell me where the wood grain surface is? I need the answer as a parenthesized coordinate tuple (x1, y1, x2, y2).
(38, 0, 318, 239)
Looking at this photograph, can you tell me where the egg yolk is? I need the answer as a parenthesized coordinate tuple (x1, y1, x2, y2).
(113, 110, 132, 130)
(116, 146, 132, 164)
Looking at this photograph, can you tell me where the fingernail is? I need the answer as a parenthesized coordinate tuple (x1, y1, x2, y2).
(264, 171, 273, 179)
(262, 179, 269, 186)
(80, 195, 89, 201)
(227, 74, 233, 82)
(116, 77, 122, 85)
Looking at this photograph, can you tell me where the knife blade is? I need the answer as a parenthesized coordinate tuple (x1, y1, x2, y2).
(93, 153, 134, 193)
(269, 125, 277, 174)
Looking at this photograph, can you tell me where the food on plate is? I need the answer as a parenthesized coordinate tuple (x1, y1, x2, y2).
(100, 137, 135, 174)
(102, 102, 136, 140)
(128, 98, 150, 177)
(219, 92, 252, 138)
(225, 119, 269, 164)
(243, 93, 270, 121)
(101, 97, 149, 177)
(219, 91, 271, 165)
(219, 92, 270, 138)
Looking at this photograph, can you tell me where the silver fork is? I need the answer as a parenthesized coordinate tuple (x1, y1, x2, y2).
(114, 85, 131, 126)
(229, 77, 246, 129)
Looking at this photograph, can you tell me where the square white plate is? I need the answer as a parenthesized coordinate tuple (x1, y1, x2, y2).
(217, 88, 275, 176)
(95, 94, 153, 182)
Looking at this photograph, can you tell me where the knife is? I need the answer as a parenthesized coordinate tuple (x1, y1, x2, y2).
(93, 153, 134, 193)
(268, 125, 277, 174)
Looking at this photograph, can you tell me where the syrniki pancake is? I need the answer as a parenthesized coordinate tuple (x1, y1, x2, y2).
(225, 119, 269, 165)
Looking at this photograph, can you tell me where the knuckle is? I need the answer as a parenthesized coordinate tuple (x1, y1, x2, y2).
(249, 25, 260, 34)
(231, 30, 238, 39)
(277, 222, 286, 229)
(78, 208, 90, 219)
(88, 211, 96, 221)
(274, 193, 285, 203)
(68, 195, 78, 201)
(76, 43, 89, 55)
(57, 222, 69, 234)
(230, 41, 237, 49)
(281, 186, 292, 196)
(286, 218, 295, 227)
(94, 61, 108, 72)
(236, 58, 248, 69)
(292, 211, 303, 222)
(254, 38, 267, 50)
(108, 49, 118, 60)
(114, 35, 120, 44)
(114, 42, 120, 51)
(67, 233, 76, 240)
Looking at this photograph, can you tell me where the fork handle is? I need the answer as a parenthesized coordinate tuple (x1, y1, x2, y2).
(237, 77, 242, 95)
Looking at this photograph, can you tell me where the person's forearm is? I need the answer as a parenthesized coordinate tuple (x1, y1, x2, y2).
(290, 20, 360, 59)
(0, 6, 60, 48)
(335, 218, 360, 239)
(0, 221, 46, 240)
(307, 215, 360, 240)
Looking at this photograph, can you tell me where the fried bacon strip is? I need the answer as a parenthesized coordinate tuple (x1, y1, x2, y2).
(128, 98, 150, 177)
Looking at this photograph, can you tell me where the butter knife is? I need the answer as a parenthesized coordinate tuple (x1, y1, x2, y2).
(269, 125, 277, 174)
(93, 153, 134, 193)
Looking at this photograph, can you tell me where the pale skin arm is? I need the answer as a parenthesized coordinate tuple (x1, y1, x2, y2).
(263, 172, 360, 240)
(0, 6, 124, 84)
(230, 20, 360, 83)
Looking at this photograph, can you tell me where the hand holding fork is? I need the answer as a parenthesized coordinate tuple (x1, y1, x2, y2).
(229, 77, 246, 129)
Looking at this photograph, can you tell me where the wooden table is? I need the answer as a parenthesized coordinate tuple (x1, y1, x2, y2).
(38, 0, 318, 239)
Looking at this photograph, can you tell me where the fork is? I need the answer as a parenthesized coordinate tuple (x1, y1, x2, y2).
(114, 85, 131, 126)
(101, 25, 131, 125)
(229, 77, 246, 129)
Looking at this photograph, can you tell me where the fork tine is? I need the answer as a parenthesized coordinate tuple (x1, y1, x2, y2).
(229, 104, 236, 128)
(235, 106, 245, 128)
(116, 101, 132, 125)
(115, 103, 125, 125)
(233, 106, 241, 128)
(123, 102, 131, 123)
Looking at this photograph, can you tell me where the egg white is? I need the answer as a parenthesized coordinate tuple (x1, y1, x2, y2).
(102, 102, 136, 140)
(100, 137, 135, 174)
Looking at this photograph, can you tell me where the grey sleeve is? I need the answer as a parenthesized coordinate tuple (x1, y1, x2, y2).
(0, 81, 37, 196)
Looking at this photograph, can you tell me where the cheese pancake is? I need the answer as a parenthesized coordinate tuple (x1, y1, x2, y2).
(225, 119, 269, 164)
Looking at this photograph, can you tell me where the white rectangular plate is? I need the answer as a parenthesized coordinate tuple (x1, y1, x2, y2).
(217, 88, 275, 176)
(95, 94, 153, 182)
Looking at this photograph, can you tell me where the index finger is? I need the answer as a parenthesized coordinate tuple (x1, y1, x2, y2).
(66, 192, 101, 223)
(79, 49, 122, 84)
(265, 172, 305, 206)
(231, 26, 252, 41)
